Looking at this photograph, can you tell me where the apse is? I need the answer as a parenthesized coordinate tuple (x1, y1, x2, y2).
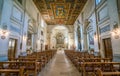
(50, 25, 69, 49)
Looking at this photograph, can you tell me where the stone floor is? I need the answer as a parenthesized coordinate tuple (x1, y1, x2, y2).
(39, 50, 81, 76)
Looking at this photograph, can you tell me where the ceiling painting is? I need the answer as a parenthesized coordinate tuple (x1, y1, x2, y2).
(33, 0, 87, 25)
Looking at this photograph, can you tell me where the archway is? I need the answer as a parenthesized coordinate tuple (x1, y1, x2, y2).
(50, 25, 69, 49)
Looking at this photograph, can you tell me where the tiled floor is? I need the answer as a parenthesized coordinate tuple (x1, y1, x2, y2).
(39, 50, 81, 76)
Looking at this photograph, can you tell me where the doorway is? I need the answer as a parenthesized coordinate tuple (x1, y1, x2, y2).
(45, 45, 48, 50)
(8, 38, 17, 60)
(41, 44, 42, 51)
(103, 38, 113, 59)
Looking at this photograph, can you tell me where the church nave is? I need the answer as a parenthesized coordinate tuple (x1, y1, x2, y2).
(40, 50, 81, 76)
(0, 0, 120, 76)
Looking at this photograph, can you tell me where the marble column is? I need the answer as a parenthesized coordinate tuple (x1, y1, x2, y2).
(83, 31, 88, 51)
(33, 33, 37, 52)
(83, 19, 90, 51)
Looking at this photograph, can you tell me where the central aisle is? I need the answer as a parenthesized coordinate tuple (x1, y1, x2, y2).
(40, 50, 81, 76)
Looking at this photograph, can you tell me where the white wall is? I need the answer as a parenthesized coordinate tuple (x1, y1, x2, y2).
(0, 0, 23, 60)
(0, 0, 48, 61)
(74, 0, 120, 60)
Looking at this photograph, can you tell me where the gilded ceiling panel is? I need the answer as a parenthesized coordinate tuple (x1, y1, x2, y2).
(33, 0, 87, 25)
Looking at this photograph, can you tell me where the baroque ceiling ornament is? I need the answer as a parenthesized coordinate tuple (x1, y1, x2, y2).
(33, 0, 87, 25)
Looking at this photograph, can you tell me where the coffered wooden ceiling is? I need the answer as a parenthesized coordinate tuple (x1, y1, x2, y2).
(33, 0, 87, 25)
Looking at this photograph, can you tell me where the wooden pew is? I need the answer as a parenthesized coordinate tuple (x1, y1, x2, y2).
(0, 61, 40, 76)
(75, 58, 112, 72)
(11, 50, 56, 69)
(81, 62, 120, 76)
(0, 66, 24, 76)
(96, 68, 120, 76)
(6, 50, 57, 76)
(65, 50, 120, 76)
(79, 58, 112, 62)
(18, 57, 44, 69)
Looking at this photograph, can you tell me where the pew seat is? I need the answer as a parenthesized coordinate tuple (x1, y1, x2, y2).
(0, 66, 25, 76)
(0, 61, 40, 76)
(81, 62, 120, 76)
(96, 69, 120, 76)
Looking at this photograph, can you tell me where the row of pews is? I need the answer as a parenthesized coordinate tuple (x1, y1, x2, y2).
(0, 50, 56, 76)
(65, 50, 120, 76)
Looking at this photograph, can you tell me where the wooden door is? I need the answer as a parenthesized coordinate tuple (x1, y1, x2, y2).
(45, 45, 48, 50)
(103, 38, 113, 59)
(8, 38, 17, 60)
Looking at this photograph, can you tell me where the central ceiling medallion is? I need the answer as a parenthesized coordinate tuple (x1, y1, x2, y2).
(52, 3, 69, 19)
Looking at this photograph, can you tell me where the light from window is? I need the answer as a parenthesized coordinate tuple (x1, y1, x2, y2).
(41, 19, 44, 27)
(96, 0, 101, 5)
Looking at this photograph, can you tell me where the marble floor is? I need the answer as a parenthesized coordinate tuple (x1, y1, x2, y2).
(39, 50, 81, 76)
